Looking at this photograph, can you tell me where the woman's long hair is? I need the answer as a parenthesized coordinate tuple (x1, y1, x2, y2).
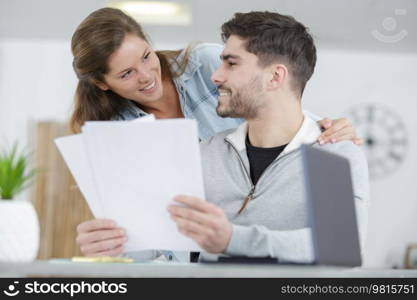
(70, 7, 191, 133)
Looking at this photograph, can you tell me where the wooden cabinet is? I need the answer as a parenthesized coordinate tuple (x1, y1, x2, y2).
(31, 121, 93, 259)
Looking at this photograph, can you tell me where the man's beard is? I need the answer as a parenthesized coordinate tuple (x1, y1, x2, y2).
(216, 75, 264, 119)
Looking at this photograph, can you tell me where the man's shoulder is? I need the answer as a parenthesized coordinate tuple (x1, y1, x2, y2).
(314, 141, 368, 168)
(317, 140, 362, 154)
(314, 140, 370, 203)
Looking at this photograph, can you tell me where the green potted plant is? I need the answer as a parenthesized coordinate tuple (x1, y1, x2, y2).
(0, 143, 40, 262)
(0, 144, 37, 199)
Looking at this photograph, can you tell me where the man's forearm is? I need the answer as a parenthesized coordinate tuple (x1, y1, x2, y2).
(225, 225, 315, 263)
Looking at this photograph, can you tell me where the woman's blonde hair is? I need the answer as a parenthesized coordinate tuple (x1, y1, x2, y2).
(70, 7, 192, 133)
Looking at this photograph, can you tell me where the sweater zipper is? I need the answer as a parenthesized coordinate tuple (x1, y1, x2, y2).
(225, 138, 286, 214)
(238, 186, 255, 214)
(225, 139, 255, 214)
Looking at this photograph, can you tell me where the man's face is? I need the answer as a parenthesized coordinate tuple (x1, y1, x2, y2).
(211, 35, 266, 119)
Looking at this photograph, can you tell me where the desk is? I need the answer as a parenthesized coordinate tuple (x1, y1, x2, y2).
(1, 261, 417, 278)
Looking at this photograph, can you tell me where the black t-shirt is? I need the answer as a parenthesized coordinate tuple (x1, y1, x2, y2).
(245, 135, 287, 185)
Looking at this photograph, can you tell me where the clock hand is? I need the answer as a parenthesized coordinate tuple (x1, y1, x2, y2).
(365, 125, 375, 150)
(364, 105, 376, 150)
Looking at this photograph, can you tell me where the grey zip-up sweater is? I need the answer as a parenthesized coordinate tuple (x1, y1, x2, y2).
(199, 115, 370, 263)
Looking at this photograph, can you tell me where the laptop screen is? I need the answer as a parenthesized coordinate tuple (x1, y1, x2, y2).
(301, 144, 362, 267)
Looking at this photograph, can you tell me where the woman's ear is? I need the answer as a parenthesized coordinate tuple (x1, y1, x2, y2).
(94, 80, 109, 91)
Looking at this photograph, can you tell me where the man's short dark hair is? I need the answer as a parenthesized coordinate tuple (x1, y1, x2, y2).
(221, 11, 317, 96)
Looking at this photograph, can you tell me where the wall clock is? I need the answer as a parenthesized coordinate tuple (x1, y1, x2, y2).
(347, 103, 408, 180)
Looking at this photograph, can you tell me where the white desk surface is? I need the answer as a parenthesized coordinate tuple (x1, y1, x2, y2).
(1, 260, 417, 278)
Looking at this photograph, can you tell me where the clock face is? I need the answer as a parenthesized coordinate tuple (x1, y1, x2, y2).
(347, 104, 408, 180)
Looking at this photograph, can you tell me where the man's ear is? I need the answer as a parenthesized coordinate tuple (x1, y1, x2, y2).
(94, 80, 109, 91)
(266, 64, 288, 91)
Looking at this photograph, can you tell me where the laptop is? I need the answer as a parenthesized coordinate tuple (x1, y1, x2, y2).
(300, 144, 362, 267)
(208, 144, 362, 267)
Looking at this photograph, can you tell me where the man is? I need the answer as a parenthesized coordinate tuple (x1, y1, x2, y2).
(168, 11, 369, 263)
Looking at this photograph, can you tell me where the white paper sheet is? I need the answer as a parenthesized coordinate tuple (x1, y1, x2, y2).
(55, 116, 204, 252)
(82, 119, 204, 252)
(55, 134, 104, 217)
(54, 115, 156, 218)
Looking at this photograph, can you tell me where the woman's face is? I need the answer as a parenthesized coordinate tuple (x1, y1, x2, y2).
(97, 34, 163, 105)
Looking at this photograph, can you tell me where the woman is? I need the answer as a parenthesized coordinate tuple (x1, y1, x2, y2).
(72, 8, 361, 259)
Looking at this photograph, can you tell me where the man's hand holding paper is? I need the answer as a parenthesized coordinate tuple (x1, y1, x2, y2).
(168, 195, 232, 253)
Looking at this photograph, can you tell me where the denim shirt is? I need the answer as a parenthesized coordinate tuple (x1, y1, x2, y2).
(114, 43, 244, 141)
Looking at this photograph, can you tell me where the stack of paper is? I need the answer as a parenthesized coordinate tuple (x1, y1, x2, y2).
(55, 116, 204, 252)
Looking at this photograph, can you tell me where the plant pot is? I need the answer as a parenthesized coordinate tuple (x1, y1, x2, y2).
(0, 199, 40, 262)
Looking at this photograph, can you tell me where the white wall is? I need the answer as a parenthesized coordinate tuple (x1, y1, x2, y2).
(304, 50, 417, 268)
(1, 38, 416, 268)
(0, 39, 77, 145)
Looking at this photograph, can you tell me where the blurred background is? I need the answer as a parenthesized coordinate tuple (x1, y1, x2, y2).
(0, 0, 416, 268)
